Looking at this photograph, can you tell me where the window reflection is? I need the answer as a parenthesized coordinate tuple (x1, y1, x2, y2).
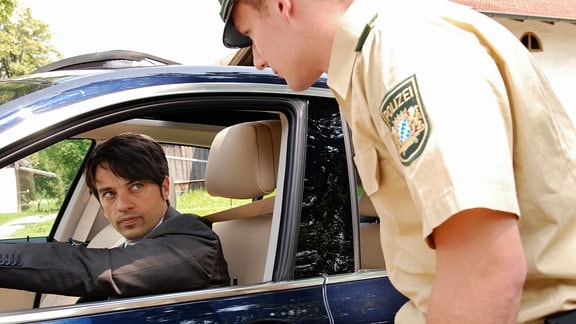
(295, 99, 354, 279)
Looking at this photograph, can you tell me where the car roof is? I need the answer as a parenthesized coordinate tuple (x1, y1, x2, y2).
(0, 65, 329, 121)
(3, 65, 282, 102)
(0, 65, 331, 154)
(31, 50, 181, 73)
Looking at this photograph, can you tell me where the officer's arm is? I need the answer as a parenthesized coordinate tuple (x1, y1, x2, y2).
(426, 208, 526, 323)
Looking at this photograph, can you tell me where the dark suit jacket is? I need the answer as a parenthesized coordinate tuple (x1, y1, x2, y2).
(0, 207, 230, 298)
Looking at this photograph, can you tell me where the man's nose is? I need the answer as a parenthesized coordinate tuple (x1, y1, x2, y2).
(252, 44, 268, 70)
(116, 192, 134, 212)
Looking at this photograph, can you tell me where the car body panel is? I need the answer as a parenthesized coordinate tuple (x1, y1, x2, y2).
(1, 272, 407, 324)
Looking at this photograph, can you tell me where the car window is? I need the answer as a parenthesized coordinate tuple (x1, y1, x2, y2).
(0, 139, 91, 240)
(0, 138, 253, 241)
(294, 98, 355, 279)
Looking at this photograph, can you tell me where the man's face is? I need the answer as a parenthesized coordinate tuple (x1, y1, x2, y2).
(95, 164, 169, 242)
(232, 1, 324, 91)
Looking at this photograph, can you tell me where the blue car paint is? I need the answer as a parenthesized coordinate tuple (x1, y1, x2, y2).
(1, 67, 302, 129)
(0, 66, 328, 121)
(40, 277, 406, 323)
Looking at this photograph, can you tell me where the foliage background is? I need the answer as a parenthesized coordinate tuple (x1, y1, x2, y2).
(22, 139, 92, 211)
(0, 0, 61, 78)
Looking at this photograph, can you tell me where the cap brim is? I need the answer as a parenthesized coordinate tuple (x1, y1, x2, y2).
(219, 0, 251, 48)
(223, 15, 252, 48)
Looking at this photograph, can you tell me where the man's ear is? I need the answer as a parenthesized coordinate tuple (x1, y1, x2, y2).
(162, 176, 170, 201)
(277, 0, 293, 19)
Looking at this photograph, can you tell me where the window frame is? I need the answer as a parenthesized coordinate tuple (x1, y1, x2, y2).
(520, 32, 543, 52)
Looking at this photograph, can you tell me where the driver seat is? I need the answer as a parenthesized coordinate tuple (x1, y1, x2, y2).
(204, 120, 281, 285)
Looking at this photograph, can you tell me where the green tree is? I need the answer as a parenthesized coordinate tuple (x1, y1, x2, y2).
(29, 139, 92, 202)
(0, 2, 62, 78)
(0, 0, 16, 21)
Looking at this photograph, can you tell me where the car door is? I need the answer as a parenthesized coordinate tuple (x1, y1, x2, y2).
(0, 71, 406, 322)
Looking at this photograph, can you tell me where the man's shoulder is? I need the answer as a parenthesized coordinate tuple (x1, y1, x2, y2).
(161, 211, 214, 230)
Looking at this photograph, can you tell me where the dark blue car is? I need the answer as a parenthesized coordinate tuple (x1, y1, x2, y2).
(0, 64, 406, 323)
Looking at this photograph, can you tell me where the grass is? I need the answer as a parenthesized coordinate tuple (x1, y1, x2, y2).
(176, 189, 252, 216)
(0, 212, 54, 239)
(11, 219, 54, 238)
(0, 211, 51, 226)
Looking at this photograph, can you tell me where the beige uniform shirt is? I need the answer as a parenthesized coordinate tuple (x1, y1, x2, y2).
(328, 0, 576, 322)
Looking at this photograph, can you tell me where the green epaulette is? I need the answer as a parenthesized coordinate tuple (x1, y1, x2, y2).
(355, 13, 378, 52)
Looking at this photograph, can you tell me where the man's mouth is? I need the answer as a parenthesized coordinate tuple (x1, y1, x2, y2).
(118, 216, 139, 226)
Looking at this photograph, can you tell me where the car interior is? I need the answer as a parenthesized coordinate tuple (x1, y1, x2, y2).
(0, 102, 385, 313)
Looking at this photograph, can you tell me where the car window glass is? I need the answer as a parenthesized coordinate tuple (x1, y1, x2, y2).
(0, 139, 91, 240)
(295, 99, 354, 279)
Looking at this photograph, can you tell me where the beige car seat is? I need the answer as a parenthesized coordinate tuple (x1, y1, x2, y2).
(359, 194, 386, 269)
(204, 120, 281, 285)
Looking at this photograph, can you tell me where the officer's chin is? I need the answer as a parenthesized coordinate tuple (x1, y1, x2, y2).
(286, 79, 318, 92)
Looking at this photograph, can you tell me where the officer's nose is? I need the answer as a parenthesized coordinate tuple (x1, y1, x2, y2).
(252, 44, 268, 70)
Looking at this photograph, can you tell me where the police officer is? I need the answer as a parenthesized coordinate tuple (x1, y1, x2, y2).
(218, 0, 576, 323)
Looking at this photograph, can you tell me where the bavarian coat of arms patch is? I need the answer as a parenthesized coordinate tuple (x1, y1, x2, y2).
(380, 75, 430, 166)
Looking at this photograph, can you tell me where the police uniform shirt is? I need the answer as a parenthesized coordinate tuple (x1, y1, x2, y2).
(327, 0, 576, 322)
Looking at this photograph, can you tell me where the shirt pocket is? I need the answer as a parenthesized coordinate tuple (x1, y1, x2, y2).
(353, 144, 380, 196)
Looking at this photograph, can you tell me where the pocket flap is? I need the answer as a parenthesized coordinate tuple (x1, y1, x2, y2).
(354, 145, 380, 196)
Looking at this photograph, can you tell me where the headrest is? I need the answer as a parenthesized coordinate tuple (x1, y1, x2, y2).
(206, 120, 281, 199)
(168, 177, 177, 208)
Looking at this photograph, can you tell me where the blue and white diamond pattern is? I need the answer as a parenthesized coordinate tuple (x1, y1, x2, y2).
(397, 118, 411, 143)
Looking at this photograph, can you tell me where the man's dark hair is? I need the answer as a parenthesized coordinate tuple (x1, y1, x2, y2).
(84, 133, 169, 200)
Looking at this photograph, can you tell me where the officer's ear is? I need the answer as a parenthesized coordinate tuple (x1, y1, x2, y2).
(276, 0, 293, 20)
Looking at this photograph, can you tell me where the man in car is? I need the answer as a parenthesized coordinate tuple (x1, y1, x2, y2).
(217, 0, 576, 323)
(0, 133, 230, 299)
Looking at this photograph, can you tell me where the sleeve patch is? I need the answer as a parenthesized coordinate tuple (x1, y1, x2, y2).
(380, 75, 431, 166)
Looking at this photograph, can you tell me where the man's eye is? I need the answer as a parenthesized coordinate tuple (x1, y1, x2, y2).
(132, 183, 144, 191)
(102, 191, 114, 199)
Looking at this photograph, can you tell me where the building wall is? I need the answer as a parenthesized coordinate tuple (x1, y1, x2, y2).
(494, 17, 576, 122)
(0, 168, 18, 213)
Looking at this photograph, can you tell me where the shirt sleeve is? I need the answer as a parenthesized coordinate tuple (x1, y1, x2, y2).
(374, 16, 521, 242)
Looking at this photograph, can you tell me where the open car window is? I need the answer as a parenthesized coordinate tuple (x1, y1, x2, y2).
(60, 113, 287, 287)
(0, 94, 291, 311)
(0, 139, 92, 241)
(0, 139, 254, 242)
